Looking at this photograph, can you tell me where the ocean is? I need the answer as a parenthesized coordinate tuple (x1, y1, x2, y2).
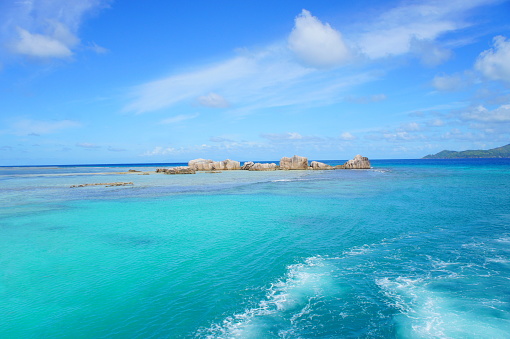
(1, 159, 509, 338)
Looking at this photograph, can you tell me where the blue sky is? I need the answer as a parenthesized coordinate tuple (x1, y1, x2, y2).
(1, 0, 509, 165)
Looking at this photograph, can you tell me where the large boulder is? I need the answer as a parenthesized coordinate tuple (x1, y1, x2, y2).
(310, 161, 333, 170)
(337, 155, 371, 169)
(217, 159, 241, 170)
(188, 158, 240, 171)
(249, 162, 278, 171)
(162, 166, 196, 174)
(188, 158, 214, 171)
(241, 161, 255, 170)
(279, 155, 308, 170)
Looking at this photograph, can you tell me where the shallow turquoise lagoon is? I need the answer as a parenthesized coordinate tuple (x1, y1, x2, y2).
(1, 159, 509, 338)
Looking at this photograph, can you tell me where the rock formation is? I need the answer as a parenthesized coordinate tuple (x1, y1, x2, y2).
(70, 182, 133, 188)
(336, 155, 371, 169)
(310, 161, 333, 170)
(188, 158, 240, 171)
(241, 161, 255, 170)
(157, 166, 196, 174)
(279, 155, 308, 170)
(249, 162, 278, 171)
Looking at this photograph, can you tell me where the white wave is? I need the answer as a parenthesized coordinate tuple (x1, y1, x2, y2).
(495, 236, 510, 244)
(341, 244, 372, 257)
(376, 276, 510, 338)
(196, 256, 338, 338)
(461, 241, 486, 249)
(372, 169, 391, 173)
(485, 256, 510, 264)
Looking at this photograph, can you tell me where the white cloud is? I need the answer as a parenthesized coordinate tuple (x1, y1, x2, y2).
(462, 104, 510, 123)
(160, 113, 199, 124)
(141, 141, 270, 157)
(12, 27, 73, 58)
(410, 38, 452, 66)
(427, 119, 445, 127)
(8, 119, 81, 136)
(125, 46, 374, 114)
(382, 131, 425, 141)
(3, 0, 109, 59)
(209, 136, 234, 143)
(340, 132, 356, 140)
(432, 74, 464, 91)
(126, 9, 401, 115)
(288, 9, 351, 68)
(197, 93, 230, 108)
(142, 146, 178, 156)
(475, 35, 510, 83)
(261, 132, 309, 141)
(88, 42, 109, 54)
(356, 0, 494, 59)
(125, 56, 264, 113)
(76, 142, 101, 149)
(399, 122, 421, 132)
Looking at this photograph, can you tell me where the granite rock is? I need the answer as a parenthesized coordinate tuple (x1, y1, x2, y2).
(249, 162, 278, 171)
(188, 158, 240, 171)
(337, 155, 371, 169)
(162, 166, 196, 174)
(279, 155, 308, 170)
(241, 161, 255, 170)
(310, 161, 333, 170)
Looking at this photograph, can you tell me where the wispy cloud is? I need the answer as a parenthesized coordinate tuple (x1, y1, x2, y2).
(197, 93, 230, 108)
(432, 73, 466, 91)
(107, 146, 127, 152)
(356, 0, 498, 60)
(160, 113, 200, 124)
(124, 1, 500, 117)
(76, 142, 101, 149)
(125, 45, 379, 116)
(12, 26, 75, 58)
(209, 136, 234, 143)
(261, 132, 321, 142)
(2, 0, 110, 60)
(125, 56, 265, 113)
(339, 132, 356, 140)
(344, 94, 387, 104)
(5, 119, 81, 136)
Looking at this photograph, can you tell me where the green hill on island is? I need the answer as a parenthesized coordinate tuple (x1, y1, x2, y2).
(423, 144, 510, 159)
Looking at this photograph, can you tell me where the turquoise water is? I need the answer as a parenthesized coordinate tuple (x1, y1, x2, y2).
(1, 159, 510, 338)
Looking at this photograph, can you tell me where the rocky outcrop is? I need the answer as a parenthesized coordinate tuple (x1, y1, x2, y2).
(70, 182, 133, 188)
(310, 161, 333, 170)
(336, 155, 371, 169)
(188, 158, 241, 171)
(220, 159, 241, 170)
(157, 166, 196, 174)
(279, 155, 308, 170)
(249, 162, 278, 171)
(241, 161, 255, 170)
(188, 159, 215, 171)
(241, 161, 278, 171)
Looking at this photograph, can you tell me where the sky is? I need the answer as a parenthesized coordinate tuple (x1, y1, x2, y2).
(0, 0, 509, 165)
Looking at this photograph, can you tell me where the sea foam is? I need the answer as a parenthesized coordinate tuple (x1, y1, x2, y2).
(197, 256, 338, 338)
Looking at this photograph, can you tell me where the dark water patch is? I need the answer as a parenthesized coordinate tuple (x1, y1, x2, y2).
(100, 233, 162, 248)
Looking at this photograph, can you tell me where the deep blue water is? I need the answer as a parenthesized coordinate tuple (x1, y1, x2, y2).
(1, 159, 509, 338)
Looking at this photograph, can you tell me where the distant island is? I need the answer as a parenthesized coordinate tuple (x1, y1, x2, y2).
(423, 144, 510, 159)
